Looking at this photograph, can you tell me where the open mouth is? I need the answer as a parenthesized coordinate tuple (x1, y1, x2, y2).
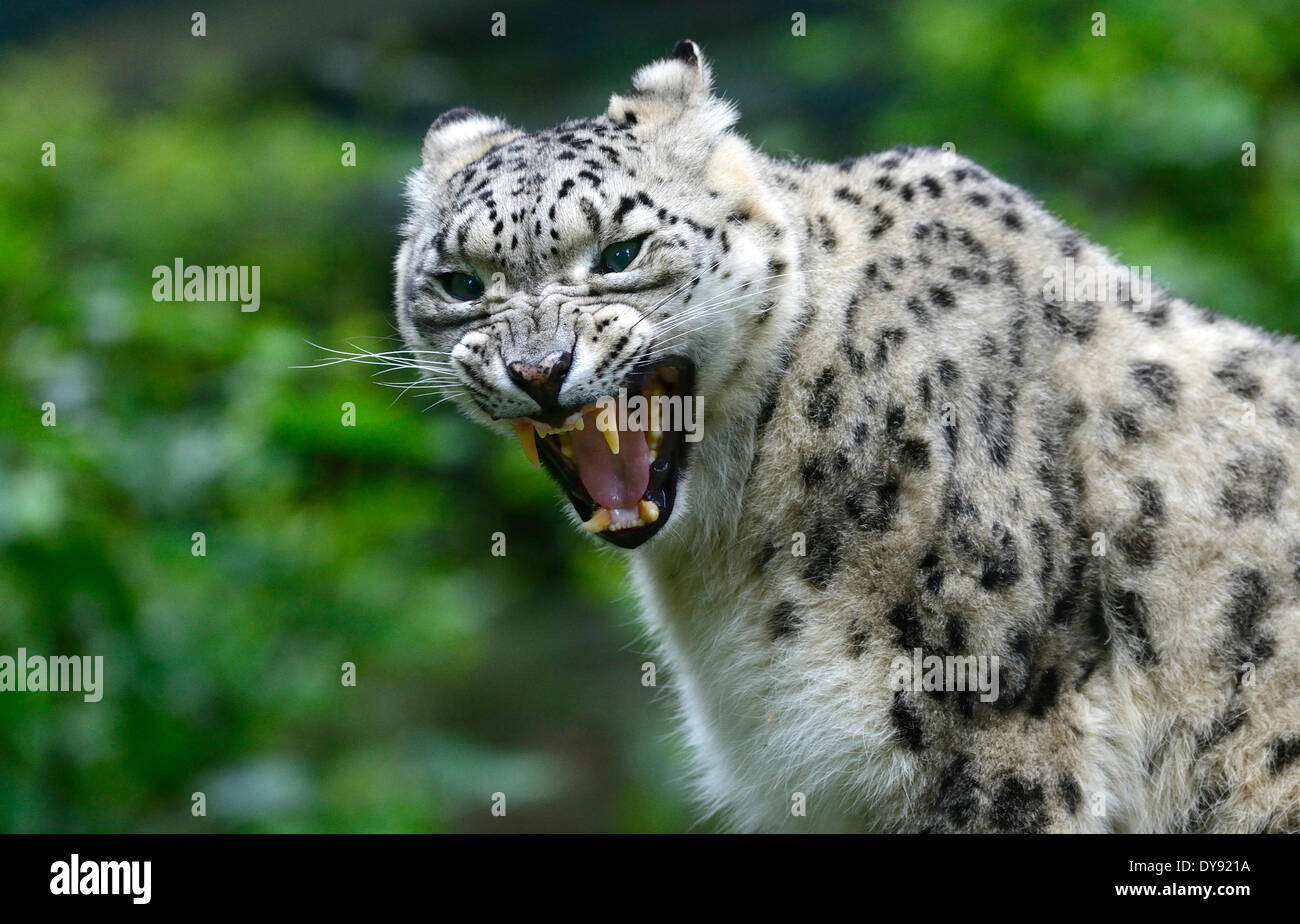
(511, 356, 696, 549)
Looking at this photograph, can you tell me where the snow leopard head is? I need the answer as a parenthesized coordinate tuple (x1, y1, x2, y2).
(394, 40, 794, 548)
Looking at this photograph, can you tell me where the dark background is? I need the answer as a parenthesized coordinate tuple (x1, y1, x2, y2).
(0, 0, 1296, 832)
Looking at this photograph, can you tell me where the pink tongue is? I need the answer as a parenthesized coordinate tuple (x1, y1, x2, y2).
(569, 410, 650, 511)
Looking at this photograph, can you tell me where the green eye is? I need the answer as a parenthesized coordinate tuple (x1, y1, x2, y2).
(437, 271, 484, 301)
(599, 236, 645, 273)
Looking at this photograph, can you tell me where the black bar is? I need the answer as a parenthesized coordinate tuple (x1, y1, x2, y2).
(0, 834, 1284, 910)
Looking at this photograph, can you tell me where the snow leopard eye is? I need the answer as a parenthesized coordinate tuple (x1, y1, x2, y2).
(436, 271, 484, 301)
(598, 236, 646, 273)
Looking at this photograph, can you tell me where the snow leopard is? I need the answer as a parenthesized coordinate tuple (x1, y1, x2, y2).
(392, 40, 1300, 832)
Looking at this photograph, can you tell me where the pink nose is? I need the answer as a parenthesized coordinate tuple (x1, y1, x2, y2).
(506, 350, 572, 410)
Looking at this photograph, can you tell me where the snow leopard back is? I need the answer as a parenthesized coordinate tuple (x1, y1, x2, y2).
(640, 142, 1300, 833)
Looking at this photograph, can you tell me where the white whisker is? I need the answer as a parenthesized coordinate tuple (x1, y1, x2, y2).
(646, 274, 797, 338)
(650, 279, 795, 348)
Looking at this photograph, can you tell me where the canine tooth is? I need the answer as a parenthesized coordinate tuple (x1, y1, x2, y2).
(596, 416, 620, 455)
(638, 499, 660, 523)
(580, 507, 611, 533)
(514, 420, 539, 468)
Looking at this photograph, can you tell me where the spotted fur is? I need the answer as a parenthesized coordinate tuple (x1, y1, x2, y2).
(395, 42, 1300, 832)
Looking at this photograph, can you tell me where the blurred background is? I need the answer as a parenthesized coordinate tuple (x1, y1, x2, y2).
(0, 0, 1296, 832)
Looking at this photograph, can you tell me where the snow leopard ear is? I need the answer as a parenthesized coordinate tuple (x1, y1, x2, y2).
(419, 107, 520, 183)
(607, 39, 738, 137)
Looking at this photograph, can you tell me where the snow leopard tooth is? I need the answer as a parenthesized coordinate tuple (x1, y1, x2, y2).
(596, 415, 620, 455)
(514, 420, 539, 468)
(579, 507, 612, 533)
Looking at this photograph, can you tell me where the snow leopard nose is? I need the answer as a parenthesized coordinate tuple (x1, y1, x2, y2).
(506, 349, 572, 411)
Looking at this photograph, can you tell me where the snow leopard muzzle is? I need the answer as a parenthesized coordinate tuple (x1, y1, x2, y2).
(511, 355, 697, 549)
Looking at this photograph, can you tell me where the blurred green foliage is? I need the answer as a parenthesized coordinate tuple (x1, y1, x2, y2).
(0, 0, 1296, 832)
